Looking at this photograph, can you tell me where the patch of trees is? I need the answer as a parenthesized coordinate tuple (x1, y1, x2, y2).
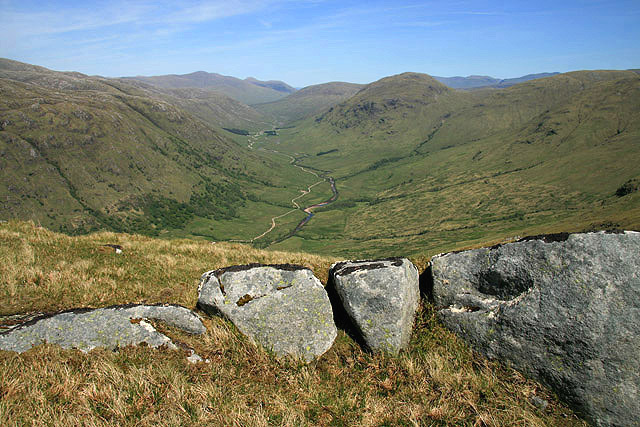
(364, 157, 404, 172)
(222, 128, 250, 135)
(316, 149, 338, 156)
(616, 179, 639, 197)
(188, 178, 243, 220)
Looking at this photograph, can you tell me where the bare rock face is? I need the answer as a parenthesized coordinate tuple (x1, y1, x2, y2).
(430, 231, 640, 427)
(0, 304, 206, 353)
(197, 264, 337, 362)
(330, 258, 419, 354)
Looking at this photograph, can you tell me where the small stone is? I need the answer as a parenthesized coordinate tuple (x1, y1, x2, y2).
(330, 258, 419, 355)
(529, 395, 549, 410)
(186, 350, 207, 364)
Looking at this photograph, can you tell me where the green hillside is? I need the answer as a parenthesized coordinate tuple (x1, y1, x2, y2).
(0, 59, 320, 239)
(2, 59, 639, 260)
(253, 82, 364, 125)
(256, 71, 640, 256)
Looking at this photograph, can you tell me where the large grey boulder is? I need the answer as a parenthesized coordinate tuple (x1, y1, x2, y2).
(0, 304, 206, 353)
(197, 264, 337, 362)
(330, 258, 419, 354)
(430, 231, 640, 426)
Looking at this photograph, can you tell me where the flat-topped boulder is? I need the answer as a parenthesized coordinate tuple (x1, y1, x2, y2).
(0, 304, 206, 354)
(430, 231, 640, 427)
(330, 258, 419, 354)
(197, 263, 337, 362)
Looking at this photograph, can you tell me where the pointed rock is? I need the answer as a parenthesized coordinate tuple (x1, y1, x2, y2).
(197, 264, 337, 362)
(330, 258, 419, 354)
(430, 231, 640, 427)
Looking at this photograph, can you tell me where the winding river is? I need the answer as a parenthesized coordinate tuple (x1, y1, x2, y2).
(245, 130, 339, 244)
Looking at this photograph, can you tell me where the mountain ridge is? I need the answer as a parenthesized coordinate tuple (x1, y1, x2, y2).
(433, 72, 560, 89)
(123, 71, 292, 105)
(253, 81, 364, 124)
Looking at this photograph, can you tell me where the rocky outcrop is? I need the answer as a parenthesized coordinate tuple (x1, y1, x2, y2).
(330, 258, 419, 354)
(430, 231, 640, 427)
(0, 304, 206, 354)
(197, 264, 337, 362)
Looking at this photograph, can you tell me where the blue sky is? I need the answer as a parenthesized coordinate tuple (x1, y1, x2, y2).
(1, 0, 639, 87)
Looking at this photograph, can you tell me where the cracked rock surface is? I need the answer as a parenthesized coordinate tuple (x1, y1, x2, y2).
(0, 304, 206, 354)
(197, 264, 337, 362)
(330, 258, 419, 354)
(430, 231, 640, 427)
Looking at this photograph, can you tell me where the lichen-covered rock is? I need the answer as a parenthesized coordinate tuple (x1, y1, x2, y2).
(197, 264, 337, 362)
(330, 258, 419, 354)
(0, 304, 206, 353)
(430, 231, 640, 427)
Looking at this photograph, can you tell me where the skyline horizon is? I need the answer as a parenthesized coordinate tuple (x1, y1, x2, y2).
(4, 55, 639, 89)
(1, 1, 639, 87)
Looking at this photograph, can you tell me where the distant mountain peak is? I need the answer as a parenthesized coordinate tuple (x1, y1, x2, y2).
(244, 77, 296, 94)
(121, 70, 291, 105)
(434, 72, 560, 89)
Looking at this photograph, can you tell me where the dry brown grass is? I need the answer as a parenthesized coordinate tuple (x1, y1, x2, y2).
(0, 220, 335, 316)
(0, 221, 586, 426)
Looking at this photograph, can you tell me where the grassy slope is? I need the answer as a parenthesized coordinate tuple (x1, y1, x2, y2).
(0, 60, 326, 241)
(0, 221, 586, 426)
(263, 71, 640, 257)
(253, 82, 364, 125)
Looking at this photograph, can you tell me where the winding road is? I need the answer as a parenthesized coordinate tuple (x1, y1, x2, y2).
(245, 130, 339, 243)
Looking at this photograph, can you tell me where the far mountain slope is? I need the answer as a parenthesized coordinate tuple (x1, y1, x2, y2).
(109, 78, 271, 131)
(245, 77, 296, 94)
(434, 72, 559, 89)
(124, 71, 291, 105)
(253, 82, 364, 124)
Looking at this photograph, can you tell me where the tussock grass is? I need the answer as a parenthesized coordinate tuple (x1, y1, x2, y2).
(0, 221, 586, 426)
(0, 220, 333, 316)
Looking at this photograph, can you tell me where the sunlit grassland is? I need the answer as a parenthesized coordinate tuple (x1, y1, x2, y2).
(260, 72, 640, 257)
(0, 221, 586, 426)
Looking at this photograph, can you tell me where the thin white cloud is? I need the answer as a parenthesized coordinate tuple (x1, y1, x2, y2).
(396, 20, 451, 28)
(450, 11, 507, 16)
(0, 0, 292, 37)
(165, 0, 268, 24)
